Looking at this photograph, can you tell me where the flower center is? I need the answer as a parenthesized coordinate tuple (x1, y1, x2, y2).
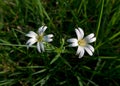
(78, 39, 86, 46)
(36, 34, 43, 42)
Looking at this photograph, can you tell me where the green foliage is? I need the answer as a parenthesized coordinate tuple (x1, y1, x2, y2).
(0, 0, 120, 86)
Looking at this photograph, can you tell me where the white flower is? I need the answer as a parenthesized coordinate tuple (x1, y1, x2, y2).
(67, 27, 96, 58)
(26, 26, 54, 53)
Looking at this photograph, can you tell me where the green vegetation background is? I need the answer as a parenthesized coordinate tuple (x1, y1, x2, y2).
(0, 0, 120, 86)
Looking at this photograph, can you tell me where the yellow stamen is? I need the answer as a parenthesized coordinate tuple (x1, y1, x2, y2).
(78, 39, 86, 46)
(36, 34, 43, 42)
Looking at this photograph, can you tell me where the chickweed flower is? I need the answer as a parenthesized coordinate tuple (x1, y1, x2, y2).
(26, 26, 53, 53)
(67, 27, 96, 58)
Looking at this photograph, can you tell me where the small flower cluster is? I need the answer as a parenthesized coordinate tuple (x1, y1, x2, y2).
(26, 26, 96, 58)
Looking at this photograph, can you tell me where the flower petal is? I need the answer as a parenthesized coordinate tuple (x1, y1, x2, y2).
(44, 34, 53, 39)
(26, 31, 37, 38)
(44, 38, 53, 42)
(38, 26, 43, 34)
(78, 27, 84, 38)
(46, 34, 54, 38)
(89, 37, 96, 43)
(84, 47, 93, 56)
(84, 33, 96, 43)
(38, 26, 47, 34)
(37, 42, 41, 53)
(67, 38, 78, 43)
(26, 38, 37, 47)
(76, 46, 83, 55)
(85, 33, 94, 39)
(75, 29, 82, 40)
(44, 34, 53, 42)
(78, 47, 85, 58)
(40, 43, 45, 52)
(86, 44, 94, 52)
(68, 42, 78, 47)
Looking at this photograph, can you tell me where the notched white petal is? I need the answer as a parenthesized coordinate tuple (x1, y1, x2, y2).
(44, 34, 53, 42)
(86, 45, 94, 52)
(84, 33, 96, 43)
(40, 43, 45, 52)
(37, 42, 45, 53)
(84, 47, 93, 56)
(75, 29, 82, 40)
(67, 38, 77, 43)
(37, 42, 41, 53)
(76, 46, 82, 55)
(26, 31, 37, 38)
(84, 33, 94, 42)
(78, 48, 85, 58)
(38, 26, 43, 34)
(44, 34, 54, 39)
(42, 26, 47, 33)
(45, 38, 53, 42)
(78, 27, 84, 38)
(26, 38, 37, 46)
(86, 33, 94, 39)
(68, 42, 78, 47)
(47, 34, 54, 38)
(38, 26, 47, 34)
(89, 37, 96, 43)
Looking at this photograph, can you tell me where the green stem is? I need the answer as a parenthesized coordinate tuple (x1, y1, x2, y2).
(0, 43, 35, 47)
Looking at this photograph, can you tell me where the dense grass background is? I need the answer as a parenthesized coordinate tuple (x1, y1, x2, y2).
(0, 0, 120, 86)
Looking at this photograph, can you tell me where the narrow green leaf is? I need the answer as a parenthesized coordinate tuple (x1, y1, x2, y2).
(50, 53, 60, 64)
